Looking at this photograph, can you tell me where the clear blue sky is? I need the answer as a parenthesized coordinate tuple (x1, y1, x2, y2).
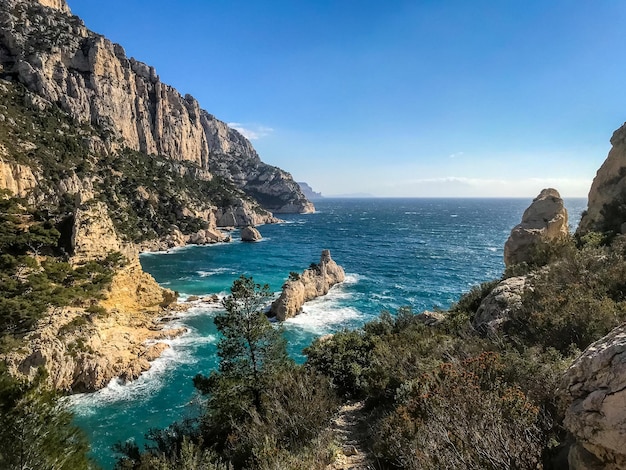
(68, 0, 626, 197)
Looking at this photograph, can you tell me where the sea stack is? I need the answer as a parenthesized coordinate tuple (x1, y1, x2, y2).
(503, 188, 568, 266)
(271, 250, 345, 321)
(241, 226, 262, 242)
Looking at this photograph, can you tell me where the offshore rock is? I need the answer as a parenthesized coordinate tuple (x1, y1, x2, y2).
(0, 0, 312, 213)
(271, 250, 345, 321)
(579, 123, 626, 234)
(472, 276, 528, 332)
(503, 188, 569, 266)
(563, 324, 626, 470)
(240, 225, 262, 242)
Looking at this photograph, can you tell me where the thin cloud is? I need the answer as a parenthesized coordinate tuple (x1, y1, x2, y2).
(448, 152, 465, 159)
(228, 122, 274, 140)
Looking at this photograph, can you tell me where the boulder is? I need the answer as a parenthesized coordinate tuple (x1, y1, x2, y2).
(563, 324, 626, 469)
(271, 250, 346, 321)
(241, 226, 262, 242)
(417, 310, 446, 326)
(472, 276, 527, 331)
(503, 188, 569, 266)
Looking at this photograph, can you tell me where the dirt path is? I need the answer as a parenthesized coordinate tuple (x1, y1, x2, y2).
(326, 400, 376, 470)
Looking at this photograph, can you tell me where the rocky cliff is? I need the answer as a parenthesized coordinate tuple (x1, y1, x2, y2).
(5, 200, 183, 392)
(579, 123, 626, 235)
(503, 188, 569, 266)
(271, 250, 345, 321)
(0, 0, 312, 214)
(563, 324, 626, 470)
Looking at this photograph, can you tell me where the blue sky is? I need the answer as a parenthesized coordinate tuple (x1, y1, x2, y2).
(68, 0, 626, 197)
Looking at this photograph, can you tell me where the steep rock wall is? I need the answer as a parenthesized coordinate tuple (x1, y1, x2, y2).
(579, 123, 626, 234)
(0, 0, 312, 213)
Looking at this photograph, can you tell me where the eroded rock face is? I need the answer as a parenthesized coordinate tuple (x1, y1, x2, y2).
(0, 0, 312, 213)
(563, 324, 626, 470)
(36, 0, 70, 13)
(241, 226, 262, 242)
(271, 250, 346, 321)
(71, 201, 135, 263)
(472, 276, 527, 332)
(0, 156, 38, 198)
(215, 200, 280, 227)
(503, 188, 569, 266)
(579, 123, 626, 234)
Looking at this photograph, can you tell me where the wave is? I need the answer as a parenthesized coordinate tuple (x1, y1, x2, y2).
(68, 317, 217, 413)
(282, 277, 364, 335)
(197, 268, 230, 277)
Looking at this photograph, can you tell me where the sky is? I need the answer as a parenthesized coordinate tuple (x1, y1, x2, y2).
(67, 0, 626, 197)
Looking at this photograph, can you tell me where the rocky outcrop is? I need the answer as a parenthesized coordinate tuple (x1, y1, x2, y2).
(563, 324, 626, 470)
(503, 188, 569, 266)
(417, 310, 446, 327)
(241, 226, 262, 242)
(36, 0, 70, 13)
(579, 123, 626, 234)
(472, 276, 528, 332)
(0, 0, 312, 213)
(71, 201, 135, 263)
(215, 200, 281, 227)
(271, 250, 346, 321)
(298, 181, 323, 200)
(0, 156, 38, 198)
(6, 304, 183, 392)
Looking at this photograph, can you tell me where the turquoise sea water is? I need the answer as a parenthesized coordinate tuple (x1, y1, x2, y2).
(70, 197, 587, 468)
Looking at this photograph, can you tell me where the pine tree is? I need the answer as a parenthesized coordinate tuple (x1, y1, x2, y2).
(194, 276, 290, 414)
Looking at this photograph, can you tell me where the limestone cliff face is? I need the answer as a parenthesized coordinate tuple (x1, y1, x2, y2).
(71, 201, 135, 262)
(0, 0, 312, 213)
(0, 155, 38, 198)
(579, 123, 626, 234)
(563, 324, 626, 470)
(503, 188, 569, 266)
(271, 250, 345, 321)
(4, 200, 181, 392)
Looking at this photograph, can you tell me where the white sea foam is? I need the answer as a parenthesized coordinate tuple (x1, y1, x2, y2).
(68, 311, 217, 413)
(197, 268, 230, 277)
(140, 245, 195, 256)
(282, 274, 363, 335)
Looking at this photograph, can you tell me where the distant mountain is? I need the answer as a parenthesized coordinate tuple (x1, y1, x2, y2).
(297, 182, 323, 200)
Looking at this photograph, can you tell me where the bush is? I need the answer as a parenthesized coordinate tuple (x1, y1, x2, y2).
(373, 353, 545, 470)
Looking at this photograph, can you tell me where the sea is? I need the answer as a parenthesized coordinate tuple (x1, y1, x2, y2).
(70, 197, 587, 469)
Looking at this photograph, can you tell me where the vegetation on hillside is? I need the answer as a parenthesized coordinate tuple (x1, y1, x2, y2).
(113, 230, 626, 470)
(115, 276, 338, 470)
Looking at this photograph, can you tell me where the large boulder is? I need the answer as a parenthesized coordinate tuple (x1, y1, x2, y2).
(271, 250, 345, 321)
(503, 188, 569, 266)
(579, 123, 626, 234)
(241, 226, 262, 242)
(563, 324, 626, 469)
(472, 276, 528, 332)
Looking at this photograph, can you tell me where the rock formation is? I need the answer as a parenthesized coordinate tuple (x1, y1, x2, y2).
(563, 324, 626, 469)
(0, 0, 312, 214)
(472, 276, 528, 332)
(579, 123, 626, 234)
(503, 188, 569, 266)
(70, 201, 135, 263)
(241, 226, 262, 242)
(271, 250, 346, 321)
(297, 181, 323, 200)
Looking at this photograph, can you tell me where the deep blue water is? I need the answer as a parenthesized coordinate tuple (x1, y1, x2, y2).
(70, 197, 586, 468)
